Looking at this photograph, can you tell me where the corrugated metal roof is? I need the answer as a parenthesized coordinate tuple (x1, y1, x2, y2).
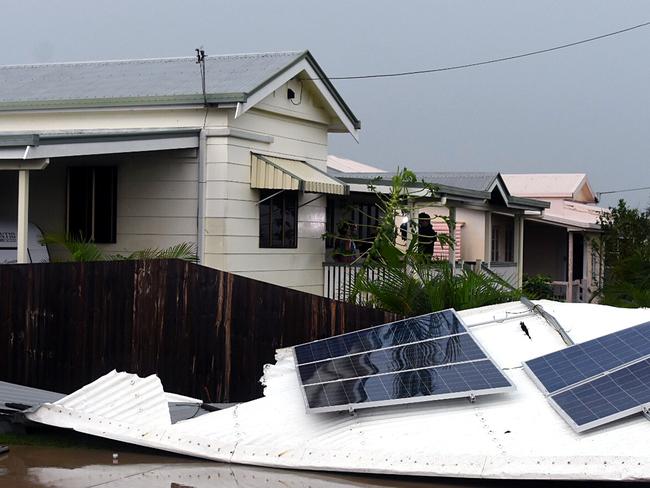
(0, 51, 304, 110)
(251, 154, 348, 195)
(502, 174, 593, 200)
(0, 381, 63, 408)
(337, 171, 499, 192)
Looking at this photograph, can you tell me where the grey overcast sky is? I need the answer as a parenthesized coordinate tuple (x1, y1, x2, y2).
(1, 0, 649, 208)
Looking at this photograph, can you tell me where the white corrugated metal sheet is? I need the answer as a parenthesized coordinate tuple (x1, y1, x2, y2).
(326, 155, 385, 174)
(251, 154, 348, 195)
(26, 301, 650, 481)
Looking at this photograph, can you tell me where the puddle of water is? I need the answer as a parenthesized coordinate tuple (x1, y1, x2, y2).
(0, 444, 619, 488)
(0, 444, 493, 488)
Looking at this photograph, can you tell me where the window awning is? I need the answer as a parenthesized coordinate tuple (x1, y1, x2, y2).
(251, 153, 348, 195)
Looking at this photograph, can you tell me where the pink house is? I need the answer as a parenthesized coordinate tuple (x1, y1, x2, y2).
(502, 173, 607, 302)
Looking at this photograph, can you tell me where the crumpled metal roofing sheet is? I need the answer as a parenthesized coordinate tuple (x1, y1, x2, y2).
(0, 51, 303, 109)
(26, 301, 650, 481)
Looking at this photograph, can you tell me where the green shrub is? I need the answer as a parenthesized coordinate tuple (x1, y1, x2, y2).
(522, 274, 553, 300)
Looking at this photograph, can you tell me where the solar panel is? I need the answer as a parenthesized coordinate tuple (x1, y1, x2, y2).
(294, 310, 515, 413)
(523, 321, 650, 432)
(550, 359, 650, 432)
(525, 321, 650, 395)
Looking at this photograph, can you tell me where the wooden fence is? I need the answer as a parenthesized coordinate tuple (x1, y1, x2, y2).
(0, 260, 397, 402)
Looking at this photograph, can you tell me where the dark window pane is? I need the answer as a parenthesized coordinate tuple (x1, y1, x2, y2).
(271, 196, 283, 246)
(67, 167, 93, 240)
(67, 166, 117, 244)
(259, 190, 298, 248)
(93, 167, 117, 243)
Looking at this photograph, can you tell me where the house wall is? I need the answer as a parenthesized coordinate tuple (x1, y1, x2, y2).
(416, 206, 488, 262)
(202, 81, 331, 295)
(456, 208, 487, 262)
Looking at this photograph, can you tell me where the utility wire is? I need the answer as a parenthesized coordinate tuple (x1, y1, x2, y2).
(327, 21, 650, 80)
(598, 185, 650, 196)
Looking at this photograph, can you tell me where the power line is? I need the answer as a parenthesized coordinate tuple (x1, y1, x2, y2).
(597, 185, 650, 196)
(328, 21, 650, 80)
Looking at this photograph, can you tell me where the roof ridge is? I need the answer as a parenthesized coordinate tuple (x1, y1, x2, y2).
(0, 50, 306, 70)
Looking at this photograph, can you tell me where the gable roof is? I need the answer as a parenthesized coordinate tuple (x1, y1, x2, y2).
(331, 168, 548, 211)
(0, 50, 360, 132)
(502, 173, 596, 202)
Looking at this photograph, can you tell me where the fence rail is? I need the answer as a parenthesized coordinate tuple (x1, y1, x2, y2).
(0, 260, 397, 402)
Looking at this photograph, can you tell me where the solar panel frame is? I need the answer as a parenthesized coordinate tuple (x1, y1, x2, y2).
(293, 309, 515, 414)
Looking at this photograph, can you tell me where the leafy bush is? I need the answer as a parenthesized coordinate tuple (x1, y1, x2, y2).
(596, 200, 650, 307)
(522, 274, 553, 300)
(42, 233, 198, 263)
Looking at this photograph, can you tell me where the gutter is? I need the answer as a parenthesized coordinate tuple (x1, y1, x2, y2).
(197, 129, 207, 264)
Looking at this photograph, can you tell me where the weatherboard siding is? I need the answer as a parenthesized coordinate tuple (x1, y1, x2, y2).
(0, 108, 225, 133)
(202, 86, 330, 294)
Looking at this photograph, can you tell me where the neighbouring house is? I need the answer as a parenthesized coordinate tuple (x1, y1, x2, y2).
(0, 50, 360, 295)
(324, 157, 550, 298)
(502, 173, 607, 302)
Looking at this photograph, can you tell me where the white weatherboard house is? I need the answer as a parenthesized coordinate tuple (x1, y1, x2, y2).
(0, 51, 359, 295)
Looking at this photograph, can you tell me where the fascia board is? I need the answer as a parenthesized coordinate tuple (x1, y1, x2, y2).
(0, 93, 247, 112)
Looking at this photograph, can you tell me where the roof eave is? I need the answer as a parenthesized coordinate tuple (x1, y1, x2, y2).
(508, 195, 551, 210)
(0, 92, 248, 112)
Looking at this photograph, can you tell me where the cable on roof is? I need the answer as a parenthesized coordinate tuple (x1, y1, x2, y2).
(324, 21, 650, 80)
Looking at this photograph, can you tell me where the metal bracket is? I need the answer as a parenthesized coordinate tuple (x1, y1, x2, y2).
(642, 406, 650, 421)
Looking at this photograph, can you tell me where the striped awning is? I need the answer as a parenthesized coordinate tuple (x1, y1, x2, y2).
(251, 153, 348, 195)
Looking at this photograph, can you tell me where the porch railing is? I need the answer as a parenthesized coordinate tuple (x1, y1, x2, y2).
(484, 262, 518, 288)
(323, 262, 389, 303)
(323, 260, 462, 302)
(551, 279, 590, 303)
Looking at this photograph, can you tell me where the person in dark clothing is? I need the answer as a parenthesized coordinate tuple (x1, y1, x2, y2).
(417, 212, 437, 258)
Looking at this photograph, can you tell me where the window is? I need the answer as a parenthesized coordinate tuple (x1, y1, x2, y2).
(67, 166, 117, 243)
(326, 198, 383, 252)
(259, 190, 298, 248)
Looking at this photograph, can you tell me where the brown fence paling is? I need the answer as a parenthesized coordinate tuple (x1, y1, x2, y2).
(0, 260, 397, 403)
